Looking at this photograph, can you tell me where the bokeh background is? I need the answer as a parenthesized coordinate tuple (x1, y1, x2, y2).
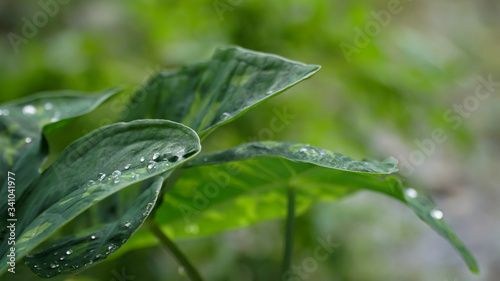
(1, 0, 499, 280)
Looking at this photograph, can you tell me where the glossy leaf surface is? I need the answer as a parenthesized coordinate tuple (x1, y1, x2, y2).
(0, 120, 201, 275)
(156, 141, 478, 273)
(122, 47, 320, 137)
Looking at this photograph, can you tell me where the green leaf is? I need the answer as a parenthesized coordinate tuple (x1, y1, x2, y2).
(155, 141, 396, 237)
(0, 120, 201, 276)
(156, 141, 479, 274)
(122, 46, 320, 137)
(23, 176, 165, 278)
(0, 89, 120, 222)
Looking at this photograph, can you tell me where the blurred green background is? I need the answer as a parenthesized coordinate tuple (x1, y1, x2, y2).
(1, 0, 499, 280)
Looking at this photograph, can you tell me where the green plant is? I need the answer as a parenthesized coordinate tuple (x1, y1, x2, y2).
(0, 47, 478, 280)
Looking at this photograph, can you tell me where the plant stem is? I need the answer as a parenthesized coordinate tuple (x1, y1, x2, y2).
(147, 220, 203, 281)
(282, 186, 296, 278)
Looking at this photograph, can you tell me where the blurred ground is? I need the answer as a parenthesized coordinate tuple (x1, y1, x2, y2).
(1, 0, 499, 280)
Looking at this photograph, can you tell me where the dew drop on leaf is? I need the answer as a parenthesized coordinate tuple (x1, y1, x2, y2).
(140, 157, 145, 162)
(44, 103, 53, 110)
(430, 209, 444, 220)
(405, 188, 418, 199)
(221, 112, 230, 120)
(22, 104, 37, 115)
(124, 164, 131, 170)
(153, 152, 160, 160)
(147, 161, 157, 170)
(25, 137, 32, 143)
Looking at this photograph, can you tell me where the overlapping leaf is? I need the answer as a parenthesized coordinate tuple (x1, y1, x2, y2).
(0, 89, 120, 223)
(155, 141, 478, 273)
(24, 176, 166, 278)
(121, 46, 320, 137)
(0, 120, 201, 276)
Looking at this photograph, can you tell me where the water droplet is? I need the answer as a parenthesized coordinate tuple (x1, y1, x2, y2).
(91, 235, 96, 240)
(108, 244, 114, 250)
(98, 173, 106, 181)
(59, 257, 64, 261)
(221, 112, 230, 120)
(34, 264, 39, 268)
(299, 147, 319, 157)
(50, 117, 59, 122)
(124, 164, 131, 170)
(44, 103, 53, 110)
(267, 90, 273, 95)
(147, 161, 157, 170)
(203, 157, 208, 162)
(65, 250, 72, 255)
(50, 263, 58, 268)
(153, 152, 160, 160)
(25, 137, 32, 143)
(87, 180, 95, 187)
(142, 202, 154, 216)
(124, 222, 131, 228)
(430, 209, 444, 220)
(22, 104, 37, 115)
(178, 266, 185, 275)
(405, 188, 418, 199)
(130, 172, 137, 179)
(111, 170, 121, 178)
(140, 157, 145, 162)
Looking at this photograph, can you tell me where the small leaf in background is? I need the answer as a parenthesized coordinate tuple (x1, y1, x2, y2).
(155, 141, 478, 273)
(122, 46, 320, 137)
(0, 120, 201, 275)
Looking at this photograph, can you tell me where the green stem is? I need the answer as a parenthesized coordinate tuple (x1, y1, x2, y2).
(147, 220, 203, 281)
(282, 186, 296, 278)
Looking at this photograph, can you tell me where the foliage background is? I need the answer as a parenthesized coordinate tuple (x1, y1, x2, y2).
(1, 0, 499, 280)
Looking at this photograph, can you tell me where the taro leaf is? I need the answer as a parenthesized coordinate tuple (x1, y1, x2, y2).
(0, 120, 201, 276)
(155, 142, 397, 238)
(0, 89, 120, 227)
(24, 175, 166, 278)
(156, 141, 479, 274)
(121, 46, 320, 137)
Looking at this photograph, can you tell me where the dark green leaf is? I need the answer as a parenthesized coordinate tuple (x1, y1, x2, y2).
(0, 120, 201, 276)
(122, 46, 320, 137)
(24, 176, 165, 278)
(156, 141, 478, 273)
(0, 89, 120, 223)
(155, 141, 397, 237)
